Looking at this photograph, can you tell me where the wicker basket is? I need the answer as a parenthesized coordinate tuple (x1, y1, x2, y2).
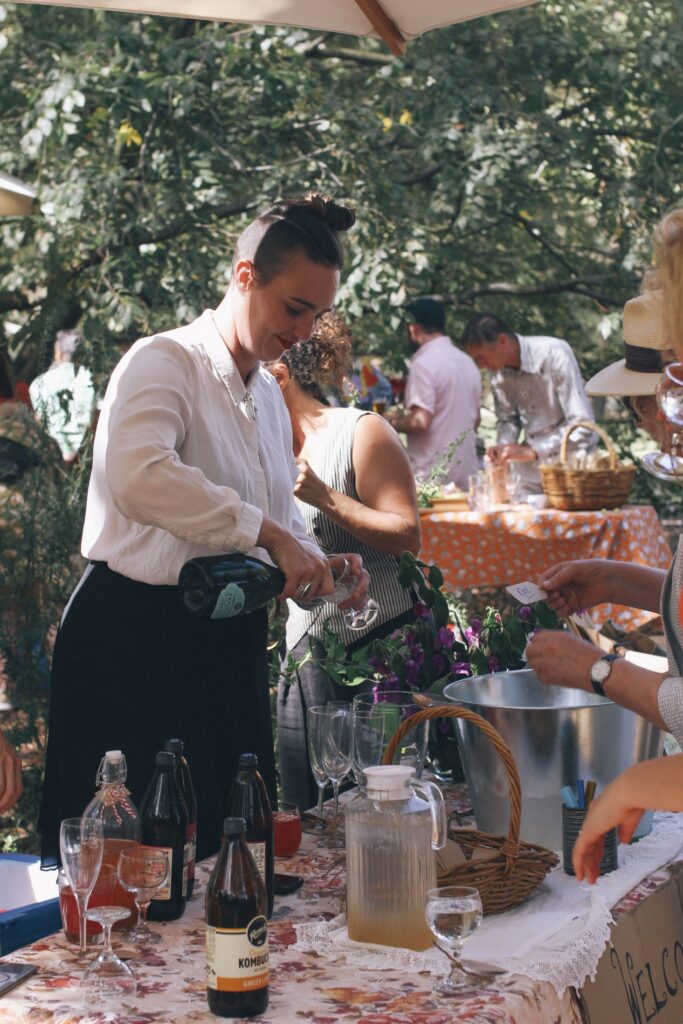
(383, 705, 559, 916)
(539, 420, 636, 512)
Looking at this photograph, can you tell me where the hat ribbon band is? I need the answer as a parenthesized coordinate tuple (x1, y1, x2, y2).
(623, 343, 663, 374)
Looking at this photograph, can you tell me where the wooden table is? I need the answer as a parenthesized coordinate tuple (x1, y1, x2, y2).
(419, 503, 672, 630)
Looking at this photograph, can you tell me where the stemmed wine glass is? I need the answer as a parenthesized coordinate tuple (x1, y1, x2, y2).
(117, 846, 170, 945)
(80, 906, 136, 1010)
(308, 706, 352, 847)
(351, 707, 385, 789)
(301, 560, 379, 631)
(306, 707, 330, 831)
(59, 817, 104, 963)
(642, 362, 683, 481)
(425, 885, 485, 996)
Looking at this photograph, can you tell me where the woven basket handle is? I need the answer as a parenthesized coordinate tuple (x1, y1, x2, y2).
(382, 703, 522, 872)
(559, 419, 618, 469)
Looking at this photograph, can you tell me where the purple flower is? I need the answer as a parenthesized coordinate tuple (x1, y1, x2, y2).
(488, 655, 500, 673)
(409, 645, 425, 666)
(405, 659, 421, 687)
(518, 605, 533, 623)
(452, 660, 471, 677)
(373, 674, 402, 700)
(404, 629, 416, 647)
(470, 618, 483, 636)
(414, 602, 431, 620)
(464, 627, 480, 646)
(434, 626, 455, 651)
(369, 655, 390, 676)
(432, 653, 448, 677)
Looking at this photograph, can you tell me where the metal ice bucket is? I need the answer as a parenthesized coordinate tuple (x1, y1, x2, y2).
(442, 669, 663, 850)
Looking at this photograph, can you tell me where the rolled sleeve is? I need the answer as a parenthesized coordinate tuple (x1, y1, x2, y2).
(405, 362, 437, 414)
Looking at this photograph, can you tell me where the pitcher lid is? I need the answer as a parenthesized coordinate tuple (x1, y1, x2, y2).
(363, 765, 415, 799)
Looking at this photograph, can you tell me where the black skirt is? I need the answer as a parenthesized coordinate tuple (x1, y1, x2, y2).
(39, 562, 275, 867)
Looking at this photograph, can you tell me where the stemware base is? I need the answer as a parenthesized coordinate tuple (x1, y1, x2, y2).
(81, 959, 137, 1010)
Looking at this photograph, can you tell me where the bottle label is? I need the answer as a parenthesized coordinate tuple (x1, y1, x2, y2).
(155, 847, 174, 900)
(206, 917, 268, 992)
(187, 823, 197, 882)
(247, 841, 266, 885)
(211, 583, 245, 619)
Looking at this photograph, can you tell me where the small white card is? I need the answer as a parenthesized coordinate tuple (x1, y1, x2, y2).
(505, 580, 547, 604)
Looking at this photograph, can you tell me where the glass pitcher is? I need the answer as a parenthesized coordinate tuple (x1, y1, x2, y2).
(345, 765, 447, 951)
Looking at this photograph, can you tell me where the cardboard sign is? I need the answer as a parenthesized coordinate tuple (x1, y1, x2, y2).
(580, 865, 683, 1024)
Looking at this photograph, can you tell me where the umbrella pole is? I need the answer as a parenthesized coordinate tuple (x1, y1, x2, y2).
(353, 0, 406, 55)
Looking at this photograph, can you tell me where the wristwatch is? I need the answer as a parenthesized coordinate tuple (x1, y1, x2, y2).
(590, 653, 621, 697)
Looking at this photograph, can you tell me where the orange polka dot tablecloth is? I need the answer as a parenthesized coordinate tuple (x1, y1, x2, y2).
(419, 503, 673, 630)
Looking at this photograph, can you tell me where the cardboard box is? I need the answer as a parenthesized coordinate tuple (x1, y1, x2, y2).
(580, 864, 683, 1024)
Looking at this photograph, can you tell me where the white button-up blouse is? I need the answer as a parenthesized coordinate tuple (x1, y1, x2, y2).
(82, 310, 320, 585)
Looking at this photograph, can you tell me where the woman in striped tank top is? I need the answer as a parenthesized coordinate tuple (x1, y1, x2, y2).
(268, 313, 421, 810)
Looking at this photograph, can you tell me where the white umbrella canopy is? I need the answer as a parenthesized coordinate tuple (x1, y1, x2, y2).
(0, 171, 38, 217)
(12, 0, 536, 53)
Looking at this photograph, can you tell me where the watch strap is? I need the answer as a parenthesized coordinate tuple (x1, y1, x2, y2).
(590, 653, 620, 697)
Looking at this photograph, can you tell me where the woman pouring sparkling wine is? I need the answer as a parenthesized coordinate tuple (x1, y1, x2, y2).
(38, 191, 368, 867)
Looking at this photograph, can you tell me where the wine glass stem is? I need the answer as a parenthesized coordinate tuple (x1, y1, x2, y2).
(75, 891, 89, 956)
(316, 782, 325, 824)
(331, 781, 340, 843)
(102, 920, 115, 959)
(136, 897, 150, 929)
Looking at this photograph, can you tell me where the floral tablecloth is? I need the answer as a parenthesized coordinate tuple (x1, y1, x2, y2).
(0, 785, 672, 1024)
(419, 503, 672, 630)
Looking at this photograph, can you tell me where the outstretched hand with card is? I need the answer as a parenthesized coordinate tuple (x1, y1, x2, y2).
(535, 559, 613, 618)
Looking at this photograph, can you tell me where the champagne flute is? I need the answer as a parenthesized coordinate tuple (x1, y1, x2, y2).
(316, 706, 353, 847)
(117, 846, 169, 945)
(80, 906, 136, 1010)
(425, 885, 484, 996)
(307, 705, 331, 830)
(59, 817, 104, 963)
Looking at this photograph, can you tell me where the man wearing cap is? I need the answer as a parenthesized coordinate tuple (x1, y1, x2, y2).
(386, 298, 481, 489)
(462, 313, 595, 494)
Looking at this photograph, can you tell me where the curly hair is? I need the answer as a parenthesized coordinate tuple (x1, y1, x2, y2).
(649, 207, 683, 356)
(233, 191, 356, 284)
(278, 311, 353, 401)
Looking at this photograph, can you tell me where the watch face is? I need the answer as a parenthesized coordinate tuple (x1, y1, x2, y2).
(591, 659, 610, 683)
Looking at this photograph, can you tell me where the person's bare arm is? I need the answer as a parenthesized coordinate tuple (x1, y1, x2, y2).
(294, 415, 421, 556)
(538, 559, 668, 616)
(386, 404, 432, 435)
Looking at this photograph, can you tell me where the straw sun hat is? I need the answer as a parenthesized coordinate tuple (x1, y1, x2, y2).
(586, 290, 669, 397)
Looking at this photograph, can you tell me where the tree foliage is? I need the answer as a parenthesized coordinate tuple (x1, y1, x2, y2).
(0, 0, 682, 375)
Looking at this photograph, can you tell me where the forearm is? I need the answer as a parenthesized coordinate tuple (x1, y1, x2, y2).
(611, 755, 683, 814)
(315, 487, 421, 556)
(602, 659, 668, 730)
(389, 409, 428, 435)
(603, 561, 668, 612)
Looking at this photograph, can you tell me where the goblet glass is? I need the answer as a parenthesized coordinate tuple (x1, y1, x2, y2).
(80, 906, 136, 1011)
(352, 707, 385, 789)
(117, 846, 169, 945)
(59, 817, 104, 963)
(425, 885, 484, 996)
(645, 362, 683, 481)
(310, 706, 352, 847)
(302, 560, 379, 631)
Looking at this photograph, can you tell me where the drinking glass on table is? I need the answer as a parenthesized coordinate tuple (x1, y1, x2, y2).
(425, 885, 484, 996)
(272, 801, 303, 858)
(59, 817, 104, 963)
(310, 706, 353, 847)
(306, 706, 330, 831)
(59, 864, 116, 945)
(117, 846, 169, 945)
(80, 906, 136, 1011)
(645, 362, 683, 481)
(352, 707, 385, 789)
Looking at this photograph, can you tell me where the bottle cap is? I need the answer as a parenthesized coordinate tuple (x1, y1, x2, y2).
(163, 738, 184, 754)
(223, 817, 247, 835)
(96, 750, 127, 786)
(155, 751, 176, 767)
(238, 753, 258, 769)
